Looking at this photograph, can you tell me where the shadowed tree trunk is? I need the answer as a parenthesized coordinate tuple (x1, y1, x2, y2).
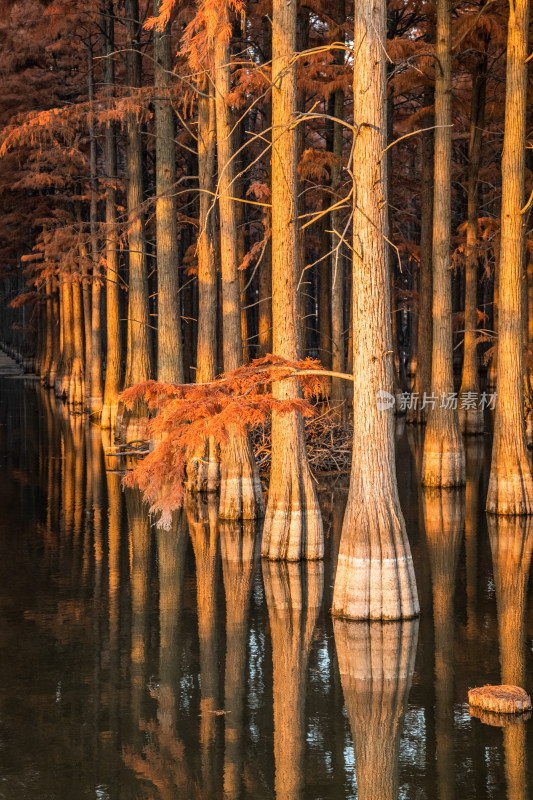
(55, 273, 73, 399)
(263, 560, 323, 800)
(186, 77, 220, 493)
(331, 0, 418, 620)
(124, 0, 152, 390)
(213, 13, 263, 520)
(101, 3, 122, 430)
(69, 274, 85, 407)
(487, 514, 532, 800)
(407, 85, 433, 425)
(422, 0, 465, 486)
(220, 519, 258, 798)
(330, 1, 346, 416)
(423, 487, 465, 800)
(261, 0, 323, 561)
(87, 40, 103, 416)
(333, 619, 418, 800)
(459, 53, 487, 435)
(486, 0, 533, 514)
(154, 3, 183, 384)
(48, 280, 60, 389)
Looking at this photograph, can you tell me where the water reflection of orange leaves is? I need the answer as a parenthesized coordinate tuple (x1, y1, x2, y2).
(122, 732, 201, 800)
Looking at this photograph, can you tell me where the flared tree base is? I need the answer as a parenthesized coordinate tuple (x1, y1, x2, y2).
(186, 436, 220, 495)
(218, 428, 264, 520)
(332, 498, 419, 620)
(486, 458, 533, 515)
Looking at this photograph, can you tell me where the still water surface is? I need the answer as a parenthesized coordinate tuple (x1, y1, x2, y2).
(0, 372, 532, 799)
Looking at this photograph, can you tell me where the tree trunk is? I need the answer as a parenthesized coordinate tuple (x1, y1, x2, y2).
(70, 275, 85, 407)
(154, 4, 183, 384)
(101, 2, 122, 430)
(48, 279, 61, 388)
(407, 85, 434, 424)
(331, 0, 418, 619)
(124, 0, 152, 388)
(186, 77, 220, 493)
(334, 619, 418, 800)
(486, 0, 533, 514)
(55, 272, 73, 398)
(422, 0, 465, 486)
(330, 9, 346, 415)
(261, 0, 323, 561)
(87, 41, 104, 416)
(459, 56, 486, 435)
(213, 16, 263, 520)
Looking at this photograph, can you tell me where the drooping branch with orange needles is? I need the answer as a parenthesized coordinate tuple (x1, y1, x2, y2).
(120, 356, 328, 527)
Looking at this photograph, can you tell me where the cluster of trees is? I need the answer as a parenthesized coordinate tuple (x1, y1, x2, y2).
(1, 0, 533, 619)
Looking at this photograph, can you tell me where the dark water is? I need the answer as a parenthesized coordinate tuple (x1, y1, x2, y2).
(0, 373, 532, 800)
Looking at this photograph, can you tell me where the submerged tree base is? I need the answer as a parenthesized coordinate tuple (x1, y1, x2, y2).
(186, 436, 220, 495)
(422, 409, 465, 487)
(219, 427, 264, 520)
(332, 500, 419, 620)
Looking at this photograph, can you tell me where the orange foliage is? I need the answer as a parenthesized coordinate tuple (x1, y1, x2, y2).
(120, 356, 326, 527)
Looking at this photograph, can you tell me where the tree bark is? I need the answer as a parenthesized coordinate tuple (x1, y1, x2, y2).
(331, 0, 418, 619)
(186, 77, 220, 493)
(213, 15, 263, 519)
(422, 0, 465, 486)
(486, 0, 533, 514)
(261, 0, 323, 561)
(86, 41, 103, 416)
(459, 55, 486, 435)
(154, 4, 183, 384)
(124, 0, 152, 388)
(101, 2, 122, 430)
(407, 85, 434, 425)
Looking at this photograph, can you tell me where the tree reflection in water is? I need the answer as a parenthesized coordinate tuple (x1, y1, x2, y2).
(334, 619, 418, 800)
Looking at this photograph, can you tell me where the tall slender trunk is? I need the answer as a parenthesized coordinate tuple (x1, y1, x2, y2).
(459, 55, 486, 435)
(422, 0, 465, 486)
(486, 0, 533, 514)
(261, 0, 323, 561)
(186, 76, 219, 493)
(407, 85, 434, 424)
(258, 21, 273, 358)
(154, 3, 183, 383)
(213, 15, 263, 519)
(55, 272, 72, 398)
(88, 40, 103, 415)
(124, 0, 152, 387)
(332, 0, 418, 619)
(101, 2, 122, 430)
(41, 278, 53, 385)
(330, 3, 345, 414)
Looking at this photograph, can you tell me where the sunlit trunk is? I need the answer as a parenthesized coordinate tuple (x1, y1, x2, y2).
(261, 0, 323, 561)
(332, 0, 418, 619)
(486, 0, 533, 514)
(422, 0, 465, 485)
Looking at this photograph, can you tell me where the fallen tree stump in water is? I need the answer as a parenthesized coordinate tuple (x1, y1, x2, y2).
(468, 685, 531, 715)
